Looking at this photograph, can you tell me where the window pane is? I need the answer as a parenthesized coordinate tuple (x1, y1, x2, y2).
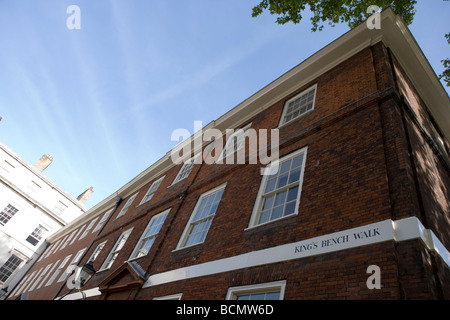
(274, 191, 287, 207)
(131, 211, 168, 259)
(264, 178, 276, 193)
(286, 186, 299, 202)
(209, 203, 219, 216)
(281, 87, 316, 125)
(271, 206, 283, 220)
(276, 173, 288, 189)
(0, 255, 23, 282)
(263, 195, 274, 210)
(279, 160, 291, 174)
(284, 201, 296, 216)
(253, 149, 307, 226)
(214, 189, 225, 202)
(292, 154, 304, 168)
(288, 168, 301, 184)
(182, 186, 225, 248)
(138, 238, 155, 257)
(0, 204, 19, 225)
(259, 210, 270, 224)
(250, 293, 265, 300)
(266, 292, 280, 300)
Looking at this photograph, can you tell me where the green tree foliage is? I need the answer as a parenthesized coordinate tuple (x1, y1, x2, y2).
(251, 0, 417, 31)
(252, 0, 449, 87)
(439, 33, 450, 87)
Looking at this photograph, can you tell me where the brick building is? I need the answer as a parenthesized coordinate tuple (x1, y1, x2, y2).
(5, 9, 449, 300)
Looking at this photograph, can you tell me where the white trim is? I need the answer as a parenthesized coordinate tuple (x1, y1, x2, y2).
(139, 176, 165, 205)
(175, 183, 227, 250)
(57, 248, 86, 283)
(247, 147, 307, 229)
(170, 153, 201, 186)
(152, 293, 183, 300)
(278, 84, 317, 128)
(79, 217, 98, 240)
(92, 208, 114, 233)
(216, 123, 252, 163)
(98, 228, 134, 271)
(226, 280, 286, 300)
(87, 240, 107, 263)
(143, 217, 450, 289)
(45, 255, 72, 287)
(58, 287, 102, 300)
(115, 193, 138, 219)
(129, 208, 170, 260)
(52, 218, 449, 300)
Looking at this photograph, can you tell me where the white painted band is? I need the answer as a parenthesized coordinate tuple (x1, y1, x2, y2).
(59, 217, 449, 299)
(142, 217, 449, 288)
(58, 287, 101, 300)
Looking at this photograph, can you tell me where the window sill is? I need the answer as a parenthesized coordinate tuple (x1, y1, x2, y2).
(96, 267, 110, 273)
(172, 241, 204, 253)
(244, 212, 298, 232)
(167, 178, 187, 188)
(277, 108, 314, 129)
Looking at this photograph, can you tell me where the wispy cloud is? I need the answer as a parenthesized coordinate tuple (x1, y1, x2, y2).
(128, 31, 278, 115)
(68, 31, 127, 178)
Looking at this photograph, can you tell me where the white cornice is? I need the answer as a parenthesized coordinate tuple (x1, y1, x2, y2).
(0, 141, 87, 212)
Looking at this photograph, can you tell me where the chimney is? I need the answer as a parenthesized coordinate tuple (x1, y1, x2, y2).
(77, 186, 94, 204)
(34, 154, 53, 172)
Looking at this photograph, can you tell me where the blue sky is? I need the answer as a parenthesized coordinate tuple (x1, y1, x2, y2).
(0, 1, 448, 209)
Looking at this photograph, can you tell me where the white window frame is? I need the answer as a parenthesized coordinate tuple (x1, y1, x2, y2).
(87, 240, 107, 263)
(140, 176, 165, 205)
(99, 228, 133, 271)
(21, 270, 38, 294)
(39, 262, 58, 289)
(116, 194, 138, 219)
(153, 293, 183, 300)
(79, 217, 99, 240)
(0, 254, 24, 284)
(171, 153, 200, 185)
(45, 255, 72, 287)
(69, 225, 85, 246)
(11, 272, 32, 297)
(53, 201, 68, 216)
(42, 239, 61, 260)
(217, 123, 252, 163)
(59, 230, 77, 251)
(175, 184, 226, 250)
(28, 267, 44, 292)
(278, 84, 317, 127)
(247, 147, 307, 229)
(226, 280, 286, 300)
(129, 209, 170, 260)
(58, 248, 86, 283)
(26, 224, 49, 246)
(0, 204, 19, 226)
(93, 208, 113, 232)
(35, 263, 53, 290)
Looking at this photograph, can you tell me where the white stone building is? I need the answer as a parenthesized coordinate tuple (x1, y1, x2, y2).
(0, 141, 91, 292)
